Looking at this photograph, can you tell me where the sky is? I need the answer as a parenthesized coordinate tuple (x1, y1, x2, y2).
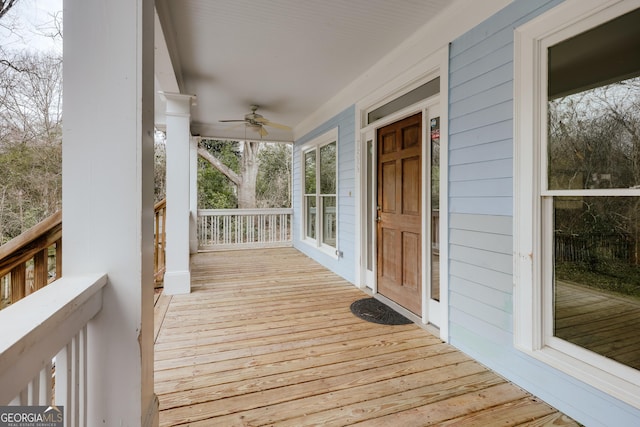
(0, 0, 63, 53)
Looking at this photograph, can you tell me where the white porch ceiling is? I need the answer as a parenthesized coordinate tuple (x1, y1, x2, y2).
(155, 0, 453, 142)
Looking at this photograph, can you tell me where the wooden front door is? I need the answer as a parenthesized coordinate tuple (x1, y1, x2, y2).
(377, 113, 422, 315)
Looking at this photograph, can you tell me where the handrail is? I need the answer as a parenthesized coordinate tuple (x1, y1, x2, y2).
(154, 198, 167, 286)
(198, 208, 293, 251)
(0, 211, 62, 308)
(0, 273, 107, 406)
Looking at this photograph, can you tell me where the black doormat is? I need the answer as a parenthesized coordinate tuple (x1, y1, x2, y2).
(350, 298, 412, 325)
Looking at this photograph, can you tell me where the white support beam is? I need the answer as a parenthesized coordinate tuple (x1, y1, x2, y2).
(62, 0, 157, 425)
(163, 93, 194, 294)
(189, 136, 199, 254)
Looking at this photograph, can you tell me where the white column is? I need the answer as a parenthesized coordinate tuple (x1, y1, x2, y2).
(163, 93, 193, 294)
(189, 136, 199, 254)
(62, 0, 157, 426)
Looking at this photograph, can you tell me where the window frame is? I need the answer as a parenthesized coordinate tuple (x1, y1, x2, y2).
(301, 128, 339, 257)
(514, 0, 640, 409)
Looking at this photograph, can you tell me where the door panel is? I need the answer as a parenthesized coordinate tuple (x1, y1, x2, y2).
(402, 231, 420, 290)
(402, 157, 420, 215)
(381, 162, 397, 213)
(377, 113, 422, 315)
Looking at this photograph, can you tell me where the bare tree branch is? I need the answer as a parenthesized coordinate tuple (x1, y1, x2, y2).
(0, 0, 19, 21)
(0, 58, 35, 74)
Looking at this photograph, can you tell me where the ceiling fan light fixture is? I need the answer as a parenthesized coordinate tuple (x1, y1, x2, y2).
(219, 105, 291, 136)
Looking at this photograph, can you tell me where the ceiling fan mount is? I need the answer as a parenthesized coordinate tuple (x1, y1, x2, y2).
(220, 105, 291, 137)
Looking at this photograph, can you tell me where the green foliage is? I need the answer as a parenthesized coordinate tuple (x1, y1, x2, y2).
(197, 140, 239, 209)
(197, 140, 292, 209)
(256, 143, 291, 208)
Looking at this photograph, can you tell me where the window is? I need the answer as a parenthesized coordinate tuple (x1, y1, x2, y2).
(303, 130, 337, 252)
(515, 0, 640, 408)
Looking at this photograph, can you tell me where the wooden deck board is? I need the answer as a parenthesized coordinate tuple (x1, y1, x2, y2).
(155, 248, 578, 426)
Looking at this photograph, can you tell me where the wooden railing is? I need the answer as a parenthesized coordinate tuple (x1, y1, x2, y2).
(0, 200, 167, 308)
(0, 211, 62, 309)
(198, 208, 293, 251)
(154, 199, 166, 286)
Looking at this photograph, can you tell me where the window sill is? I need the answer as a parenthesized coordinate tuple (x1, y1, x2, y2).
(516, 342, 640, 409)
(300, 238, 339, 260)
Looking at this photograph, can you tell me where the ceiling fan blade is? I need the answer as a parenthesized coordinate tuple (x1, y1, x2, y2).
(219, 119, 247, 123)
(262, 120, 292, 131)
(258, 126, 269, 137)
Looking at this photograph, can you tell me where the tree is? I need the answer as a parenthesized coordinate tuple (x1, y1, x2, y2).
(0, 51, 62, 243)
(0, 0, 18, 20)
(197, 139, 292, 210)
(197, 140, 239, 209)
(197, 139, 261, 208)
(154, 129, 167, 203)
(256, 143, 291, 208)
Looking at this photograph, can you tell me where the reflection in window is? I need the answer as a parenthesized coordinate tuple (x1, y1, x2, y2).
(321, 196, 336, 247)
(548, 77, 640, 190)
(553, 197, 640, 369)
(305, 196, 316, 240)
(546, 8, 640, 371)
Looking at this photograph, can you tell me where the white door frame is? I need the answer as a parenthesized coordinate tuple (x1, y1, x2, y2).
(355, 47, 449, 341)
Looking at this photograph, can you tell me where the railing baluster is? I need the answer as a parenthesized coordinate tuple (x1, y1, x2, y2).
(40, 360, 52, 405)
(10, 265, 26, 304)
(28, 373, 39, 405)
(56, 341, 71, 425)
(19, 386, 28, 405)
(78, 326, 88, 427)
(197, 209, 293, 250)
(34, 248, 48, 291)
(55, 239, 62, 280)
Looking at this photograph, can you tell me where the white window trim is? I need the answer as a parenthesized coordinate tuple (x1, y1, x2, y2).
(300, 128, 339, 258)
(514, 0, 640, 409)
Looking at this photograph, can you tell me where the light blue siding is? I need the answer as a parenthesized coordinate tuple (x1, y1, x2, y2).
(292, 105, 356, 283)
(448, 0, 640, 425)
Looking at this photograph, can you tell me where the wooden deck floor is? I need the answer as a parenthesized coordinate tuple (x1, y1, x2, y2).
(154, 248, 578, 426)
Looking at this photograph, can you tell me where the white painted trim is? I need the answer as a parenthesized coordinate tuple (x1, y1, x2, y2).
(421, 110, 430, 325)
(295, 0, 510, 140)
(163, 270, 191, 295)
(299, 128, 340, 259)
(199, 208, 293, 216)
(359, 129, 376, 290)
(438, 48, 450, 342)
(514, 0, 640, 409)
(0, 274, 107, 405)
(354, 112, 363, 288)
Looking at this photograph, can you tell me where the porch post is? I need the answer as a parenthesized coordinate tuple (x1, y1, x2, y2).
(62, 0, 157, 426)
(189, 136, 199, 254)
(163, 93, 193, 294)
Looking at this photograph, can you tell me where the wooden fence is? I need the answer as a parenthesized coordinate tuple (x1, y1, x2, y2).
(555, 231, 635, 264)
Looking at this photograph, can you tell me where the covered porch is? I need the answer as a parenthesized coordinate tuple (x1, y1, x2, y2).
(153, 248, 578, 426)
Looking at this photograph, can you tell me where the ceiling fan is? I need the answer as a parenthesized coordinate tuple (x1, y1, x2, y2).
(219, 105, 291, 137)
